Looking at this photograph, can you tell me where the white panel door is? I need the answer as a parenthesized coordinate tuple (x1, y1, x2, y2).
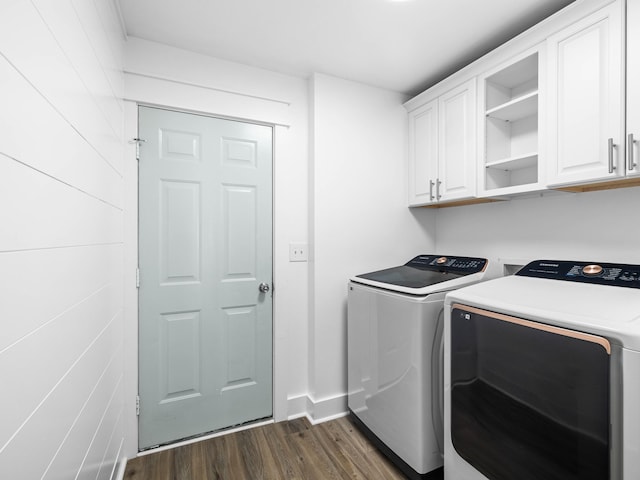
(138, 106, 273, 449)
(546, 1, 623, 186)
(628, 0, 640, 176)
(438, 78, 477, 202)
(408, 99, 439, 206)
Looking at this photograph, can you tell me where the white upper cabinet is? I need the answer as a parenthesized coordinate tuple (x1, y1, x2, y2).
(407, 78, 476, 206)
(408, 99, 439, 205)
(627, 0, 640, 177)
(405, 0, 634, 206)
(438, 79, 477, 202)
(546, 1, 624, 186)
(478, 45, 545, 196)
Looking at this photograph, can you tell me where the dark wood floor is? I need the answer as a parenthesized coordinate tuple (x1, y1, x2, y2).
(124, 415, 408, 480)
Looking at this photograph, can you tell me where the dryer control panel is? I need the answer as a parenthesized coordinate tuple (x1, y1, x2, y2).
(517, 260, 640, 288)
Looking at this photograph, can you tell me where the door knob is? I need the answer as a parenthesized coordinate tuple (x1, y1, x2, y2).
(259, 282, 270, 293)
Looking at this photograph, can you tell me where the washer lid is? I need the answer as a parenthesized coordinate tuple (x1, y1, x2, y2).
(352, 255, 487, 294)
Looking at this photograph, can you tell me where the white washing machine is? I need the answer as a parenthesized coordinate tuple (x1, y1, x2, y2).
(444, 259, 640, 480)
(348, 255, 489, 480)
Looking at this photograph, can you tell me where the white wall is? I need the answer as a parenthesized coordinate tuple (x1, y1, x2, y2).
(435, 188, 640, 272)
(122, 37, 311, 446)
(0, 0, 126, 479)
(308, 73, 436, 420)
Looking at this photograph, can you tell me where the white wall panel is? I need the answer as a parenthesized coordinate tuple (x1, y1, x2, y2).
(309, 73, 436, 415)
(32, 0, 124, 141)
(435, 188, 640, 270)
(0, 0, 123, 175)
(0, 244, 120, 352)
(71, 0, 124, 137)
(124, 72, 292, 128)
(0, 284, 119, 450)
(125, 37, 295, 123)
(94, 419, 125, 480)
(72, 373, 124, 480)
(0, 156, 122, 251)
(0, 0, 125, 477)
(0, 315, 122, 479)
(92, 0, 126, 101)
(0, 56, 122, 208)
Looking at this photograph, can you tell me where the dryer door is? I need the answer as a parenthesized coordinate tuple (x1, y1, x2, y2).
(450, 304, 611, 480)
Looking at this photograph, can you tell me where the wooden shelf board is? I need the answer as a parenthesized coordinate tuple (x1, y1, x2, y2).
(419, 197, 505, 209)
(554, 176, 640, 193)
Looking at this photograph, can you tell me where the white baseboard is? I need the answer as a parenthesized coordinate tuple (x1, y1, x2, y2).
(113, 457, 127, 480)
(287, 393, 348, 424)
(286, 394, 311, 420)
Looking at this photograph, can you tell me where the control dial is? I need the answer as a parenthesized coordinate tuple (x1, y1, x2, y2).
(436, 257, 448, 265)
(582, 264, 604, 276)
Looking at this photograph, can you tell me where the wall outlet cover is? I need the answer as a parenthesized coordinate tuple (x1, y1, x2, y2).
(289, 243, 308, 262)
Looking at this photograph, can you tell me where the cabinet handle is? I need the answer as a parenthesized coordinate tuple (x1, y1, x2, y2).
(608, 138, 616, 174)
(628, 133, 637, 171)
(436, 179, 442, 200)
(429, 180, 435, 201)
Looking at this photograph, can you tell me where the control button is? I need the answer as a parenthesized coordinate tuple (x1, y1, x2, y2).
(436, 257, 448, 265)
(621, 271, 640, 282)
(582, 264, 604, 276)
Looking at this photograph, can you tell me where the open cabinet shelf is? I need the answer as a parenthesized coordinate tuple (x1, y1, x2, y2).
(486, 152, 538, 171)
(486, 91, 538, 122)
(482, 50, 541, 193)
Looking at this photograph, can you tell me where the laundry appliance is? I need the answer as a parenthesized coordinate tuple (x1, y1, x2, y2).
(444, 259, 640, 480)
(348, 255, 489, 480)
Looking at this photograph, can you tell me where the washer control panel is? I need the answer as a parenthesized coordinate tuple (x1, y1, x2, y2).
(406, 255, 487, 274)
(516, 260, 640, 288)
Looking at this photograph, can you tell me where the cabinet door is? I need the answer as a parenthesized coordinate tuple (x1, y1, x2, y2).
(628, 0, 640, 177)
(408, 99, 439, 206)
(438, 78, 477, 201)
(546, 1, 623, 186)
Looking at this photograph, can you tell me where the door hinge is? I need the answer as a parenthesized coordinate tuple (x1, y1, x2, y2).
(129, 138, 146, 161)
(136, 268, 140, 288)
(136, 395, 140, 416)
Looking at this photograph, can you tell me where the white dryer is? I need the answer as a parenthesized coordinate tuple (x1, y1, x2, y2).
(348, 255, 489, 480)
(444, 259, 640, 480)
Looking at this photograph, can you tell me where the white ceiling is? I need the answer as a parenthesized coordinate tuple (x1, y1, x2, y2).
(118, 0, 574, 96)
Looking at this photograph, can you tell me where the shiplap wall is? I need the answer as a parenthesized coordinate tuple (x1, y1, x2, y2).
(0, 1, 126, 479)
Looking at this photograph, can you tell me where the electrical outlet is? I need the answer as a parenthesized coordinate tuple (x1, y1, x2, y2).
(289, 243, 308, 262)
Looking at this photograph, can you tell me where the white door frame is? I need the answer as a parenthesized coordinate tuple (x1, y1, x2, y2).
(122, 100, 286, 455)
